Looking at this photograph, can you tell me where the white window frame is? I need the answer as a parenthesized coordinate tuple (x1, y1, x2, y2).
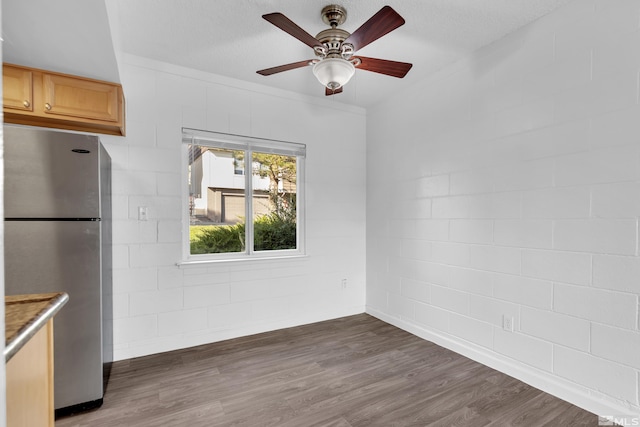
(180, 128, 306, 265)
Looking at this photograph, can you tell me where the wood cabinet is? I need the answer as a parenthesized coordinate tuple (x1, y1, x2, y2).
(3, 63, 125, 136)
(3, 66, 33, 112)
(5, 293, 68, 427)
(6, 321, 55, 427)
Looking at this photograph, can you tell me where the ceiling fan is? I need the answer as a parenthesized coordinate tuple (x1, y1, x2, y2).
(257, 5, 413, 96)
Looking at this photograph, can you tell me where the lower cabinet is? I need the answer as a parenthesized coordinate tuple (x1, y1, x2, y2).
(6, 321, 55, 427)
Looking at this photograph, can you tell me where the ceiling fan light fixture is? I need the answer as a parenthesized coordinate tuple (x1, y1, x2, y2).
(312, 57, 355, 90)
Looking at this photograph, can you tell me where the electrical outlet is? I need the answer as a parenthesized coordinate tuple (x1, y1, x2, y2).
(341, 278, 347, 289)
(503, 315, 514, 332)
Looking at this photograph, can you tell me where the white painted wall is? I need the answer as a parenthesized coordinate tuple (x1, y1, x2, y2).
(0, 4, 7, 425)
(367, 0, 640, 418)
(99, 54, 367, 360)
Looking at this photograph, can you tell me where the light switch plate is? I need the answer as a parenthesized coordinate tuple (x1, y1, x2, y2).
(138, 206, 148, 221)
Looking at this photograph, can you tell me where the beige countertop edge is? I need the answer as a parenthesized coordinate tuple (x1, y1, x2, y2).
(4, 292, 69, 362)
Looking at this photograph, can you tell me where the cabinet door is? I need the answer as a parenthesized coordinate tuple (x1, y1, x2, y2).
(3, 65, 34, 112)
(6, 322, 54, 427)
(42, 73, 120, 122)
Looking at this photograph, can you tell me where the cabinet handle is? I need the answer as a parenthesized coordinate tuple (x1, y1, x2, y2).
(45, 103, 52, 111)
(23, 100, 30, 108)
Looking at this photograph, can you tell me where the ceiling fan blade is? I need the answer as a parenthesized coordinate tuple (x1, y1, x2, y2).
(343, 6, 405, 52)
(257, 60, 314, 76)
(263, 13, 323, 49)
(325, 86, 343, 96)
(354, 56, 413, 78)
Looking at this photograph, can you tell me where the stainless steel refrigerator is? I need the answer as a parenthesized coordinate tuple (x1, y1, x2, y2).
(3, 125, 113, 416)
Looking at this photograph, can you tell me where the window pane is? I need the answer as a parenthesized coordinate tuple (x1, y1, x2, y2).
(183, 129, 305, 261)
(188, 144, 247, 254)
(252, 152, 297, 251)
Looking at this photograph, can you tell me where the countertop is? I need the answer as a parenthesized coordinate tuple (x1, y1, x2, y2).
(5, 292, 69, 362)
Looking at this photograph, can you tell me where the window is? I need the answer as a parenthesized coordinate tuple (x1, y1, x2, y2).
(182, 128, 305, 262)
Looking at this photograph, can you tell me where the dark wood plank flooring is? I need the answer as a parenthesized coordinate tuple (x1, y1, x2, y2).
(55, 314, 598, 426)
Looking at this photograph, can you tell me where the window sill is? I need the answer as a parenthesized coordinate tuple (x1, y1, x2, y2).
(177, 253, 308, 267)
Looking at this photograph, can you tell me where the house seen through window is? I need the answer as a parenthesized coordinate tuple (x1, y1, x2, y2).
(183, 129, 305, 260)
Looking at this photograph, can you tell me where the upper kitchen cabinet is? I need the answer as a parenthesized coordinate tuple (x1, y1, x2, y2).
(3, 63, 125, 136)
(3, 65, 34, 112)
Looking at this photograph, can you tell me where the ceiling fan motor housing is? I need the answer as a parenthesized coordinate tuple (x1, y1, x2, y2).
(315, 28, 351, 58)
(316, 5, 355, 61)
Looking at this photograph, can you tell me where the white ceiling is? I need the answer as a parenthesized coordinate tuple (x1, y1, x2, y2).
(3, 0, 574, 108)
(2, 0, 120, 83)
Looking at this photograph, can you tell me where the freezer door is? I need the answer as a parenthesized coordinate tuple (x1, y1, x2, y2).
(4, 220, 104, 409)
(4, 125, 100, 219)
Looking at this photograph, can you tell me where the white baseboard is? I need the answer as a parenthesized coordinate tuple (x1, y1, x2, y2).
(366, 306, 639, 419)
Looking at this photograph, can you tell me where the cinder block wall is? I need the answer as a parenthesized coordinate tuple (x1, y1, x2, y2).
(100, 55, 368, 360)
(367, 0, 640, 418)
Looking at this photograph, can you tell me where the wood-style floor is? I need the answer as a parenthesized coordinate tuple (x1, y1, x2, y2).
(56, 314, 598, 426)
